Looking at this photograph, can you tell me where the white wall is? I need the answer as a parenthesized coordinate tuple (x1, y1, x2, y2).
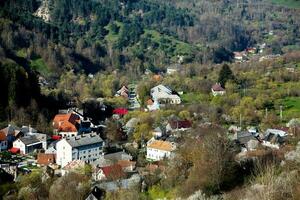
(13, 140, 26, 154)
(59, 131, 78, 138)
(146, 147, 171, 161)
(56, 139, 73, 167)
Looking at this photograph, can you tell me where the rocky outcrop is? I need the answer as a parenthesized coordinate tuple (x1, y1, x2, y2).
(34, 0, 52, 22)
(285, 141, 300, 163)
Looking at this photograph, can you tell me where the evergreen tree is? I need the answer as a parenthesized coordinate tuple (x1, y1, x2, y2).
(218, 64, 235, 88)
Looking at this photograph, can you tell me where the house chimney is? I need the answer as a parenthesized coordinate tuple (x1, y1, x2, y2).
(29, 125, 32, 134)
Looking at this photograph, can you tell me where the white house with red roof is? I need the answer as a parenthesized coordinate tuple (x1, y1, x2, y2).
(211, 83, 226, 96)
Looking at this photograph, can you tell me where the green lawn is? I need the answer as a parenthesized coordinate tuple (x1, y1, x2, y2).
(181, 93, 208, 104)
(269, 0, 300, 8)
(282, 97, 300, 119)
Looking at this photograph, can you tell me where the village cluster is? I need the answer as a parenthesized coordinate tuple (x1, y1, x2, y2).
(0, 80, 299, 199)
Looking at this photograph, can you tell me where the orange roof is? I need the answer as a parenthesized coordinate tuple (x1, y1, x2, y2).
(152, 75, 162, 81)
(58, 121, 77, 132)
(0, 131, 6, 141)
(37, 153, 56, 165)
(53, 113, 79, 132)
(148, 140, 174, 151)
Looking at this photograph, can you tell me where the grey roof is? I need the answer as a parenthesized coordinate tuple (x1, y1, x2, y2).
(154, 127, 162, 132)
(1, 125, 20, 136)
(237, 131, 256, 145)
(97, 174, 141, 191)
(66, 132, 103, 148)
(19, 136, 41, 145)
(104, 151, 132, 161)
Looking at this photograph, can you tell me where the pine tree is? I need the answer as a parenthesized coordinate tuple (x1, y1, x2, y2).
(218, 64, 235, 88)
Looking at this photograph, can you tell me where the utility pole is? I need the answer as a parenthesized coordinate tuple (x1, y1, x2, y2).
(280, 105, 283, 122)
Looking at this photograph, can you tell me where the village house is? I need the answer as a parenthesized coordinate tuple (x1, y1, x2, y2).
(0, 131, 8, 152)
(211, 83, 226, 96)
(115, 86, 129, 99)
(12, 135, 44, 154)
(117, 160, 136, 172)
(96, 173, 141, 192)
(235, 131, 261, 151)
(262, 129, 287, 149)
(20, 126, 49, 150)
(146, 138, 176, 161)
(166, 120, 192, 132)
(150, 84, 181, 105)
(93, 164, 125, 181)
(61, 160, 86, 176)
(56, 132, 104, 167)
(233, 51, 245, 62)
(147, 99, 160, 111)
(152, 127, 164, 138)
(0, 125, 22, 148)
(53, 113, 80, 137)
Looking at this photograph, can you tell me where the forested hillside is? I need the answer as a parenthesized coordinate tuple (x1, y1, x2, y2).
(0, 0, 299, 78)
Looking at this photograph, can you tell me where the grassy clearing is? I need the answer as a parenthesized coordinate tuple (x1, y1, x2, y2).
(104, 21, 124, 43)
(181, 93, 208, 103)
(30, 58, 50, 76)
(282, 97, 300, 118)
(269, 0, 300, 8)
(143, 29, 196, 56)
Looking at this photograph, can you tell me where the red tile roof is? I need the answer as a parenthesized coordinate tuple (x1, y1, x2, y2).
(100, 164, 125, 179)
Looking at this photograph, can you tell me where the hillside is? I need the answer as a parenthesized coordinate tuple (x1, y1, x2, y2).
(0, 0, 299, 79)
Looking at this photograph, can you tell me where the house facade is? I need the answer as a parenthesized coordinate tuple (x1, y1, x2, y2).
(211, 83, 226, 96)
(0, 132, 8, 152)
(56, 132, 104, 167)
(146, 138, 176, 161)
(150, 84, 181, 105)
(53, 113, 80, 138)
(13, 136, 44, 154)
